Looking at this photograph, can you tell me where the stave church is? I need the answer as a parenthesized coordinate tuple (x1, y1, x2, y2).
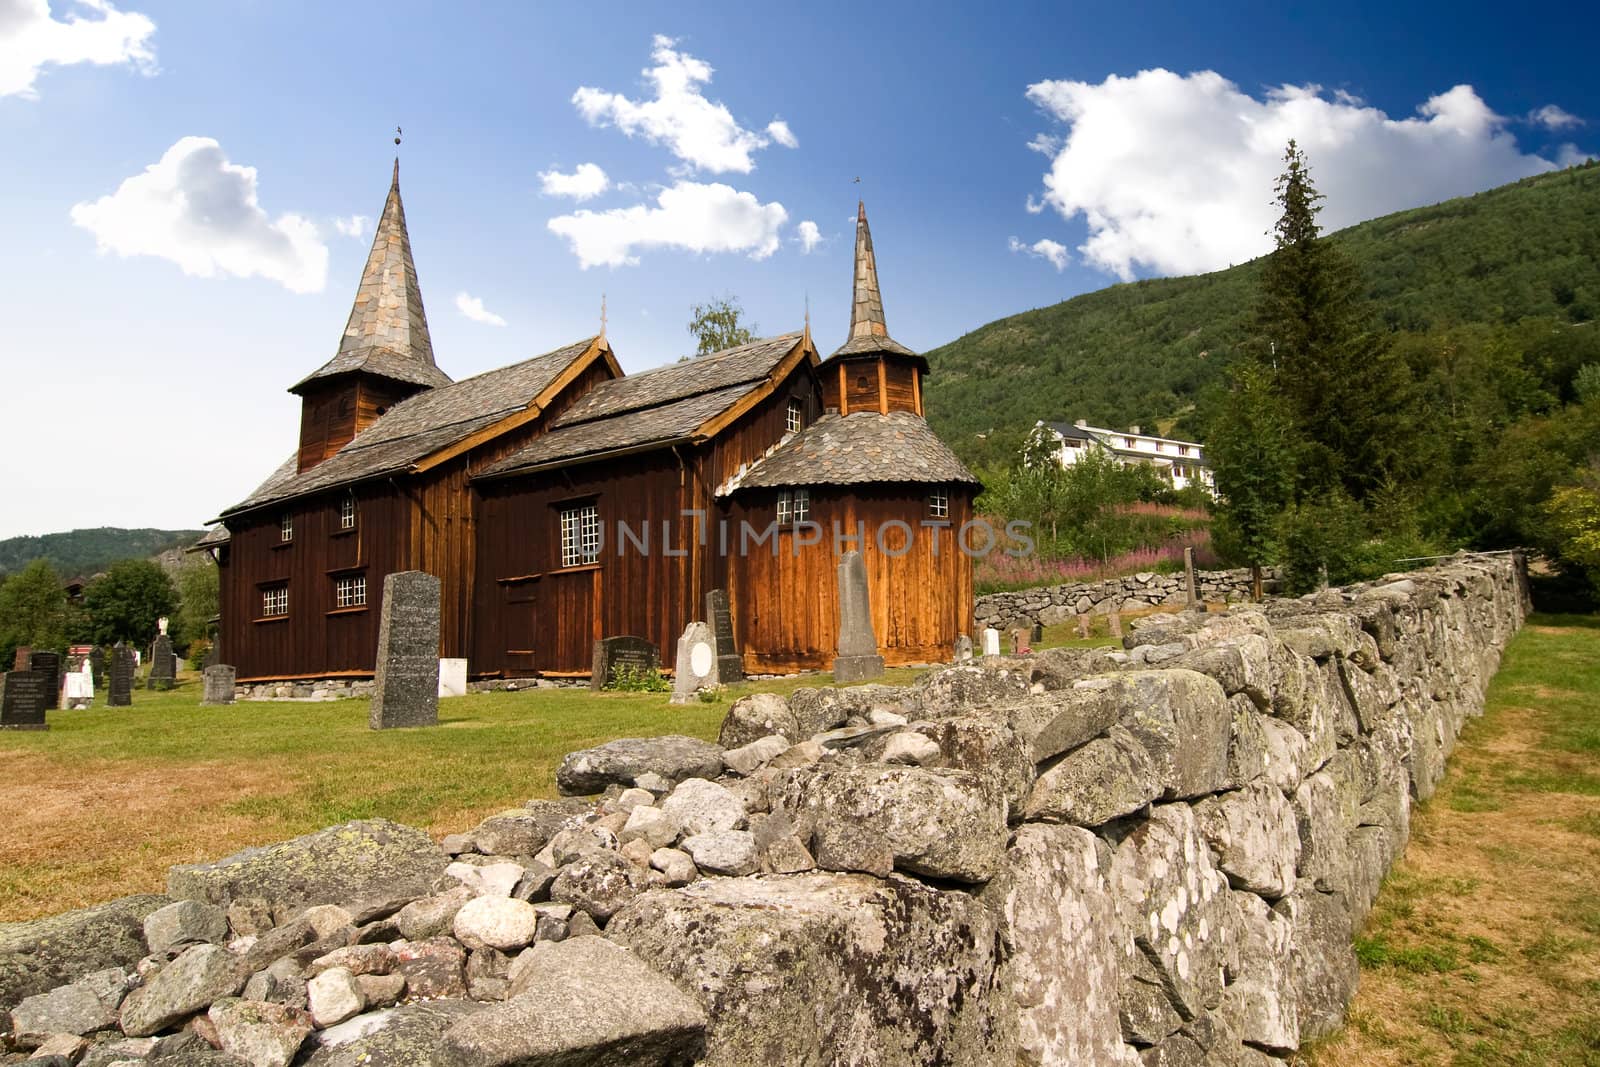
(206, 163, 979, 682)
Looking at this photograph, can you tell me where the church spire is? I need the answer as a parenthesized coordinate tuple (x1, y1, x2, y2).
(848, 201, 889, 341)
(290, 159, 450, 394)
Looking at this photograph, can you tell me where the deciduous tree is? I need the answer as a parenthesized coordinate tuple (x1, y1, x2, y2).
(687, 295, 757, 356)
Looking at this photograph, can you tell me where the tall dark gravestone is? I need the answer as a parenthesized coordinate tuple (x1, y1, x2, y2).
(589, 636, 660, 691)
(147, 635, 177, 691)
(0, 671, 49, 730)
(705, 588, 744, 683)
(88, 647, 106, 688)
(28, 651, 60, 707)
(108, 643, 134, 707)
(832, 550, 885, 683)
(370, 571, 441, 730)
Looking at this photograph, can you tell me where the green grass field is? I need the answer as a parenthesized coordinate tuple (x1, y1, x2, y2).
(0, 666, 927, 922)
(1307, 614, 1600, 1066)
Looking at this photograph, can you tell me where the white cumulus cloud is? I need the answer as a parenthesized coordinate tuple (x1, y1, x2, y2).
(547, 180, 788, 269)
(69, 135, 328, 293)
(572, 35, 781, 174)
(1025, 70, 1565, 280)
(0, 0, 155, 98)
(455, 292, 507, 326)
(1530, 104, 1583, 130)
(795, 219, 821, 253)
(538, 162, 611, 201)
(332, 214, 369, 239)
(766, 119, 798, 148)
(1009, 236, 1069, 271)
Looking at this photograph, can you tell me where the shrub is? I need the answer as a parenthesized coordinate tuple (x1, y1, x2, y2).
(605, 663, 670, 692)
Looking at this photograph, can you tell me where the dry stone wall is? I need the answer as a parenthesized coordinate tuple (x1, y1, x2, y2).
(975, 566, 1280, 630)
(0, 555, 1526, 1066)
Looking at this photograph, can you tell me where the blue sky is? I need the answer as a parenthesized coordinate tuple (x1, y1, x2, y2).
(1, 0, 1595, 538)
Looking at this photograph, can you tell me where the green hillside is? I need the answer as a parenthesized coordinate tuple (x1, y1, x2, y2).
(924, 162, 1600, 462)
(0, 527, 207, 579)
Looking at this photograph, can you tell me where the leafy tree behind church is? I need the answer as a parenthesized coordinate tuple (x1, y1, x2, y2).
(687, 295, 758, 357)
(83, 560, 177, 647)
(0, 560, 70, 668)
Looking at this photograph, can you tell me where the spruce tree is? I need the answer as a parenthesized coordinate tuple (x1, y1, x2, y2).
(1252, 140, 1416, 500)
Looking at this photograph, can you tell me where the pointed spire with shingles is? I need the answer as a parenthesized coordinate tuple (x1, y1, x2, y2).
(830, 200, 918, 360)
(290, 160, 451, 393)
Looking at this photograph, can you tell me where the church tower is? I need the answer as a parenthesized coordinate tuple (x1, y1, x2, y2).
(819, 201, 927, 416)
(288, 161, 451, 472)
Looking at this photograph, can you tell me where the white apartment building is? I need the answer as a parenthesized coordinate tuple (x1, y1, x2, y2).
(1031, 419, 1215, 493)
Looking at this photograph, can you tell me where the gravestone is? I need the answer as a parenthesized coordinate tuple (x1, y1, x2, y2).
(12, 647, 30, 673)
(982, 628, 1001, 657)
(370, 571, 441, 730)
(1031, 621, 1044, 644)
(589, 636, 660, 691)
(831, 550, 884, 683)
(108, 643, 134, 707)
(0, 671, 48, 730)
(669, 622, 717, 704)
(1108, 611, 1124, 639)
(202, 664, 236, 706)
(953, 633, 973, 663)
(1075, 614, 1092, 640)
(88, 646, 106, 688)
(1010, 628, 1032, 655)
(438, 658, 468, 698)
(146, 635, 176, 691)
(704, 588, 744, 683)
(1184, 546, 1200, 610)
(62, 661, 93, 710)
(29, 651, 60, 705)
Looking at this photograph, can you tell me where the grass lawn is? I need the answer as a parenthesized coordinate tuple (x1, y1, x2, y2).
(0, 666, 927, 923)
(1305, 614, 1600, 1066)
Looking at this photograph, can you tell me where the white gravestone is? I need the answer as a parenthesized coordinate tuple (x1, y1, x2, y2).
(670, 621, 718, 704)
(438, 658, 468, 698)
(982, 628, 1002, 657)
(63, 666, 93, 709)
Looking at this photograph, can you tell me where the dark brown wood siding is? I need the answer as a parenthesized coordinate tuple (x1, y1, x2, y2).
(296, 377, 422, 473)
(219, 484, 411, 681)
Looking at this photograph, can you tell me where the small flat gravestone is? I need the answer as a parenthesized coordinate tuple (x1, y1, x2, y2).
(981, 628, 1001, 658)
(1, 670, 48, 730)
(590, 636, 660, 691)
(832, 549, 884, 683)
(202, 664, 236, 706)
(108, 642, 135, 707)
(705, 588, 744, 684)
(29, 651, 60, 705)
(438, 658, 468, 698)
(669, 622, 717, 704)
(371, 571, 441, 730)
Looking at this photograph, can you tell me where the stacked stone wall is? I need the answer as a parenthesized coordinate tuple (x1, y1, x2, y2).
(975, 566, 1281, 631)
(1, 555, 1527, 1066)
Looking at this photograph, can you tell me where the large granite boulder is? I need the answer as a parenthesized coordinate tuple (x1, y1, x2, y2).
(1280, 882, 1359, 1040)
(983, 824, 1138, 1066)
(1194, 782, 1301, 900)
(1112, 670, 1233, 799)
(0, 894, 167, 1017)
(556, 736, 724, 796)
(167, 820, 446, 919)
(717, 693, 799, 749)
(441, 937, 705, 1066)
(8, 967, 134, 1048)
(468, 799, 590, 856)
(119, 944, 246, 1037)
(1022, 726, 1159, 828)
(773, 763, 1008, 883)
(608, 873, 1014, 1066)
(299, 1001, 482, 1066)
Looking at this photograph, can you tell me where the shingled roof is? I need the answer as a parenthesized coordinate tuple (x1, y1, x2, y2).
(220, 338, 601, 517)
(290, 161, 451, 394)
(724, 411, 979, 492)
(481, 334, 807, 478)
(825, 202, 923, 365)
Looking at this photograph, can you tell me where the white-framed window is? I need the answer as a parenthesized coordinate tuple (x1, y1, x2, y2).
(777, 488, 810, 526)
(560, 503, 601, 567)
(279, 514, 293, 542)
(335, 574, 366, 608)
(929, 490, 949, 519)
(339, 493, 357, 530)
(786, 399, 803, 435)
(262, 584, 288, 617)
